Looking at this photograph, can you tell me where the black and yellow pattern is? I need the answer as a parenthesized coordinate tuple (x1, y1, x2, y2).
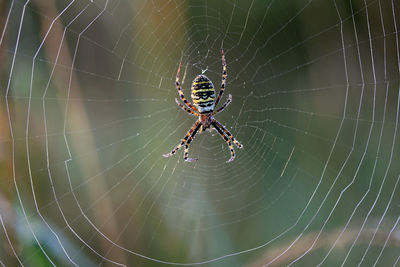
(163, 49, 243, 162)
(190, 75, 216, 113)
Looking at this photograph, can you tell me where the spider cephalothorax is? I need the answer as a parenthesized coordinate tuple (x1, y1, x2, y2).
(163, 50, 243, 163)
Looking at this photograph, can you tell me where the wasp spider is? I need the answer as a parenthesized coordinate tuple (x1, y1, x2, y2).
(163, 49, 243, 163)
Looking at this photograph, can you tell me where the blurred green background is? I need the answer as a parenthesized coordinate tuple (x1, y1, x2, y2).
(0, 0, 399, 266)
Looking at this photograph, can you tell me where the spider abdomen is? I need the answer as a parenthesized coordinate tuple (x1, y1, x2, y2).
(191, 75, 215, 113)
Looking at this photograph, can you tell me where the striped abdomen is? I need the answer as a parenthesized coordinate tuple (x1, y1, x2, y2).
(191, 75, 216, 113)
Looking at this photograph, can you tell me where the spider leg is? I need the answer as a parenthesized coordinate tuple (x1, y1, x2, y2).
(213, 94, 232, 115)
(213, 119, 243, 149)
(175, 62, 199, 112)
(163, 121, 201, 160)
(184, 128, 199, 162)
(214, 49, 227, 106)
(175, 98, 199, 116)
(212, 121, 236, 163)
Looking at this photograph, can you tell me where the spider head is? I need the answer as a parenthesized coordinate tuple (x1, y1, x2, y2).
(191, 75, 216, 113)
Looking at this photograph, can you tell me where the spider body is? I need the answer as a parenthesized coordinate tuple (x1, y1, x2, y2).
(163, 50, 243, 163)
(191, 75, 215, 114)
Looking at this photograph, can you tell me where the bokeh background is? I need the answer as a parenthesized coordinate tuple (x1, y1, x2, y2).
(0, 0, 399, 266)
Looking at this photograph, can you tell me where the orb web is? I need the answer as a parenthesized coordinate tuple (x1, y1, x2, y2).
(0, 0, 399, 265)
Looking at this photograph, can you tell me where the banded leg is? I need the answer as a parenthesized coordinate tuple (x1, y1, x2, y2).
(183, 126, 199, 162)
(212, 122, 236, 163)
(176, 62, 198, 112)
(163, 121, 201, 158)
(213, 94, 232, 115)
(213, 119, 243, 149)
(215, 49, 227, 106)
(175, 98, 199, 116)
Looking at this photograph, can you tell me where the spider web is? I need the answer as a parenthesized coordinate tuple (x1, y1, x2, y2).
(0, 0, 399, 265)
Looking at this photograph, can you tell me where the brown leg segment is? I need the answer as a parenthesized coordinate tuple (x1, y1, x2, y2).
(184, 127, 199, 162)
(212, 121, 236, 163)
(215, 49, 227, 106)
(213, 94, 232, 115)
(213, 119, 243, 149)
(175, 98, 199, 116)
(176, 62, 198, 112)
(163, 121, 201, 159)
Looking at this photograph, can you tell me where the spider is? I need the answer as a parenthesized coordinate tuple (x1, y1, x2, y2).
(163, 49, 243, 163)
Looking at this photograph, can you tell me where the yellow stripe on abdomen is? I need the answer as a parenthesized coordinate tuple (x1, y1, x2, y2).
(192, 88, 215, 92)
(192, 97, 215, 104)
(191, 74, 216, 113)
